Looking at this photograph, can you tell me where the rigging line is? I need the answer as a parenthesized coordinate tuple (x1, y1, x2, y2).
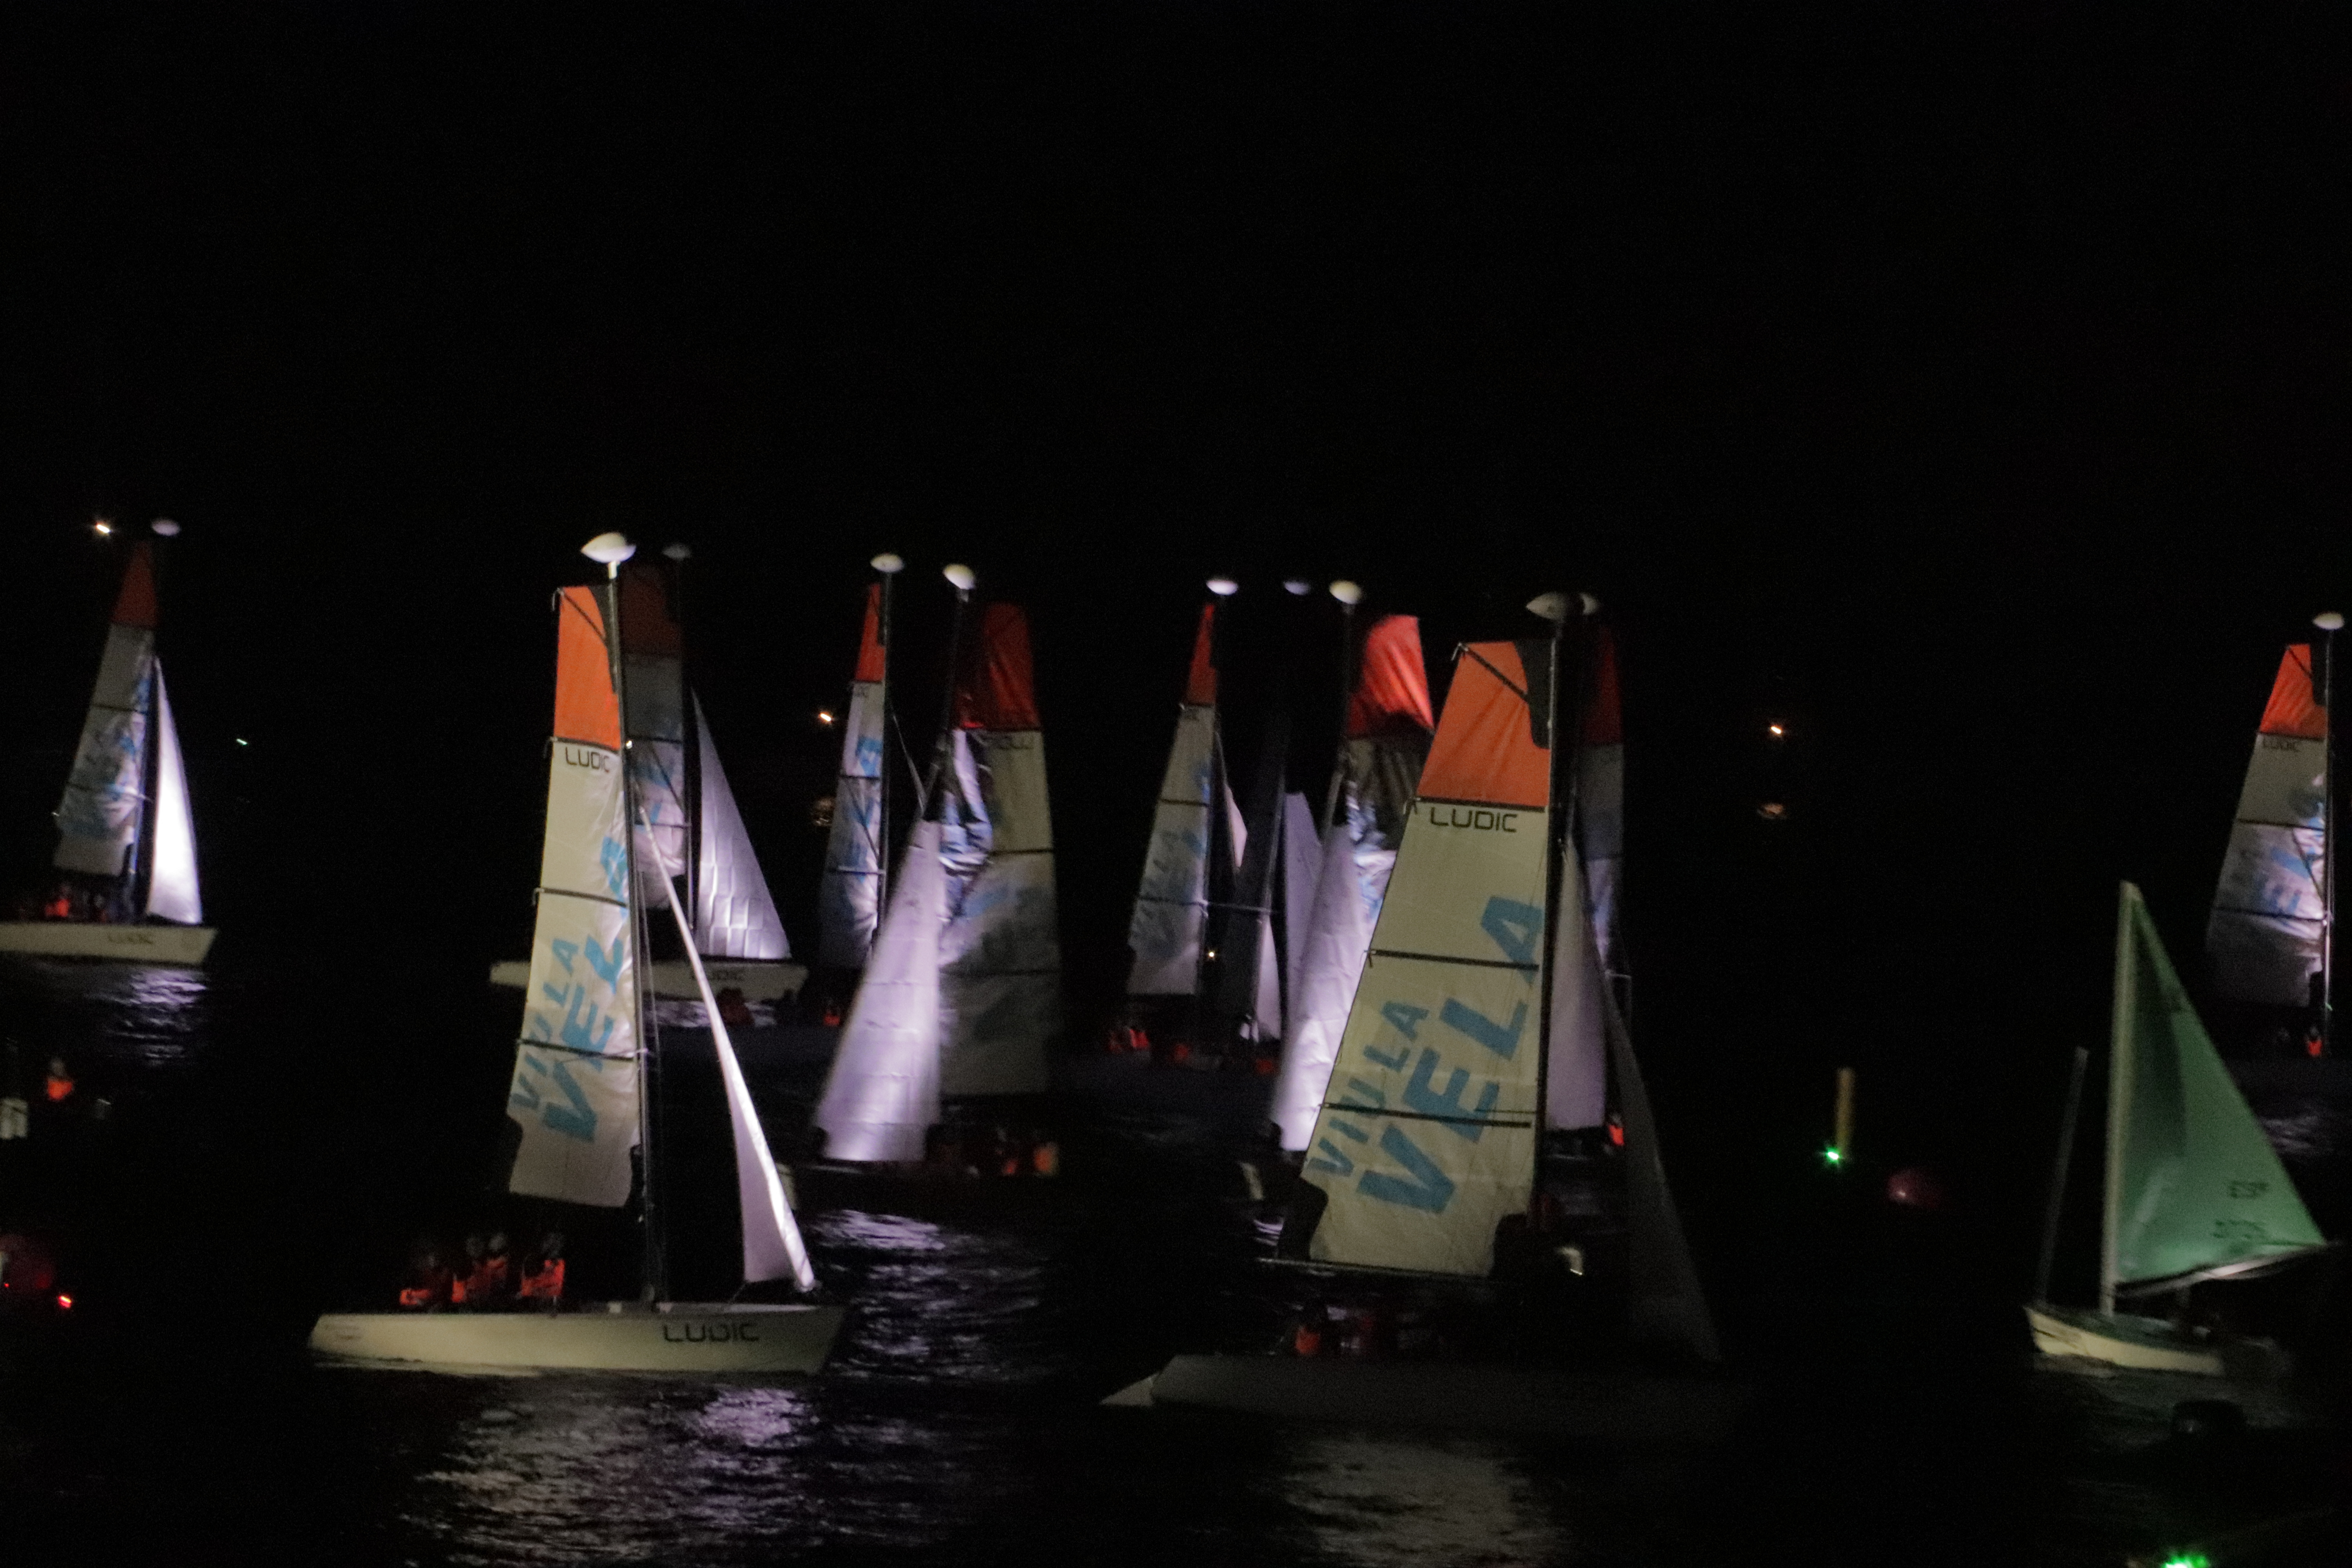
(1318, 1105, 1536, 1130)
(1365, 947, 1538, 972)
(1459, 644, 1528, 704)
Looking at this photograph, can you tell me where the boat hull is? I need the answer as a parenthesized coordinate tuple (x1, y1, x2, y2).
(489, 957, 808, 1002)
(1109, 1354, 1749, 1446)
(2023, 1303, 2233, 1375)
(308, 1302, 845, 1374)
(0, 922, 216, 965)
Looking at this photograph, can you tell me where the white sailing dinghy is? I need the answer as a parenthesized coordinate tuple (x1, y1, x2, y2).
(810, 585, 1063, 1168)
(818, 556, 902, 973)
(0, 527, 214, 966)
(1267, 609, 1435, 1151)
(1117, 611, 1737, 1440)
(2026, 882, 2329, 1376)
(316, 541, 840, 1374)
(488, 552, 805, 1003)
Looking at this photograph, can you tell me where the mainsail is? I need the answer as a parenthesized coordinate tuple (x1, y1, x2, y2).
(505, 589, 644, 1208)
(2106, 881, 2326, 1302)
(938, 603, 1061, 1096)
(819, 583, 890, 968)
(692, 693, 791, 961)
(1296, 640, 1551, 1275)
(619, 560, 690, 910)
(814, 820, 947, 1161)
(1129, 602, 1224, 995)
(55, 545, 160, 880)
(1269, 613, 1435, 1152)
(2206, 645, 2327, 1009)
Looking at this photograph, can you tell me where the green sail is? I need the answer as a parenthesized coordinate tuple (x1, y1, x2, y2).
(2105, 883, 2325, 1293)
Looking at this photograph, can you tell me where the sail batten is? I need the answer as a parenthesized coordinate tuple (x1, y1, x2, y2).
(819, 585, 889, 968)
(2207, 644, 2328, 1008)
(504, 588, 643, 1208)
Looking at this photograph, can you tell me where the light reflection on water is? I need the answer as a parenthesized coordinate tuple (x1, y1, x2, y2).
(1276, 1431, 1567, 1568)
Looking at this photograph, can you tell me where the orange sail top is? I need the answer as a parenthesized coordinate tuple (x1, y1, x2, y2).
(2259, 644, 2326, 741)
(617, 558, 683, 656)
(1347, 614, 1436, 739)
(956, 603, 1041, 731)
(552, 587, 623, 749)
(1580, 625, 1623, 747)
(1182, 602, 1218, 706)
(1418, 640, 1551, 809)
(112, 543, 159, 629)
(853, 583, 886, 684)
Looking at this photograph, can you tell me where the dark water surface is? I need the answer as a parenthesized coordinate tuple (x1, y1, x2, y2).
(5, 959, 2349, 1567)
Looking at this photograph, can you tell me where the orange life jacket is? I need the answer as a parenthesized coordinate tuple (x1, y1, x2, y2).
(518, 1258, 565, 1301)
(45, 1076, 75, 1103)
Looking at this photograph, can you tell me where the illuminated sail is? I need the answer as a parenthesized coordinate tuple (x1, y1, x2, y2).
(2207, 645, 2327, 1008)
(2110, 883, 2324, 1294)
(1546, 624, 1621, 1131)
(1296, 641, 1551, 1275)
(939, 605, 1060, 1096)
(692, 693, 791, 961)
(55, 546, 159, 879)
(505, 589, 643, 1207)
(145, 666, 202, 924)
(819, 585, 889, 968)
(814, 821, 946, 1161)
(1607, 977, 1719, 1360)
(1578, 627, 1626, 978)
(1128, 603, 1221, 994)
(1270, 614, 1434, 1151)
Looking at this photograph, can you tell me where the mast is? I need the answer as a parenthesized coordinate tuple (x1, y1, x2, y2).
(923, 565, 976, 812)
(2099, 883, 2133, 1319)
(2318, 610, 2341, 1056)
(1523, 590, 1596, 1176)
(583, 531, 666, 1304)
(1322, 581, 1362, 829)
(130, 525, 178, 919)
(876, 553, 900, 916)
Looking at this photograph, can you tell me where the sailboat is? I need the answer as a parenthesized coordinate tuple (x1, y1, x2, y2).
(2026, 882, 2329, 1376)
(314, 536, 841, 1373)
(0, 525, 214, 966)
(1113, 598, 1736, 1439)
(2206, 633, 2332, 1031)
(817, 554, 902, 974)
(487, 550, 806, 1004)
(807, 570, 1062, 1172)
(1267, 605, 1435, 1151)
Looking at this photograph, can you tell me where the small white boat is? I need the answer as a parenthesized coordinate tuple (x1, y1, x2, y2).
(489, 548, 803, 1003)
(317, 536, 839, 1377)
(311, 1301, 845, 1375)
(2024, 883, 2330, 1376)
(0, 525, 214, 966)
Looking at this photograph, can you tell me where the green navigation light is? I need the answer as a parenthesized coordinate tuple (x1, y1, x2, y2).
(1822, 1146, 1844, 1168)
(2158, 1554, 2209, 1568)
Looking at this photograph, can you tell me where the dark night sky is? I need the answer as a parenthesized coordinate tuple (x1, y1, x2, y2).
(4, 7, 2349, 1251)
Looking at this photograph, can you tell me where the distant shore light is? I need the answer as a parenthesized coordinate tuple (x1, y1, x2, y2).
(817, 710, 836, 726)
(93, 519, 113, 536)
(1767, 723, 1785, 737)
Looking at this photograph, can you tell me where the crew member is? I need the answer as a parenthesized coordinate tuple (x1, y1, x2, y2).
(398, 1245, 453, 1310)
(470, 1232, 514, 1308)
(518, 1232, 566, 1310)
(44, 1058, 75, 1104)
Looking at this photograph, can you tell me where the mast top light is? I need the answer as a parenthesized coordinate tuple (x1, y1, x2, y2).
(1329, 580, 1363, 606)
(581, 532, 636, 567)
(944, 563, 976, 591)
(1283, 579, 1311, 596)
(1526, 591, 1571, 623)
(2317, 612, 2345, 632)
(662, 542, 692, 562)
(150, 518, 181, 537)
(1207, 577, 1239, 597)
(872, 552, 905, 574)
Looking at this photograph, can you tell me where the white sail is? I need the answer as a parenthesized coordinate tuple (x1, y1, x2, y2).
(818, 585, 889, 968)
(505, 589, 643, 1208)
(814, 820, 946, 1162)
(2207, 645, 2327, 1008)
(55, 620, 154, 878)
(1280, 791, 1319, 1010)
(626, 661, 689, 910)
(1605, 979, 1719, 1360)
(644, 823, 814, 1292)
(1542, 844, 1608, 1130)
(692, 694, 790, 961)
(1129, 701, 1218, 994)
(1577, 627, 1626, 978)
(1298, 641, 1552, 1276)
(144, 663, 203, 925)
(1270, 822, 1374, 1150)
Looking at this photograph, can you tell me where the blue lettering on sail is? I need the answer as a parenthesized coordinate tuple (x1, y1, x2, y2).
(1479, 896, 1543, 967)
(1365, 1000, 1427, 1070)
(1358, 1125, 1457, 1213)
(600, 836, 628, 899)
(1337, 1078, 1387, 1110)
(513, 1052, 600, 1142)
(1441, 996, 1528, 1059)
(550, 938, 580, 973)
(557, 986, 617, 1055)
(584, 933, 625, 985)
(1403, 1049, 1500, 1142)
(853, 733, 884, 774)
(1307, 1140, 1356, 1177)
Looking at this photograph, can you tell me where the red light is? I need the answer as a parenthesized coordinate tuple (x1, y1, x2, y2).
(56, 1293, 72, 1310)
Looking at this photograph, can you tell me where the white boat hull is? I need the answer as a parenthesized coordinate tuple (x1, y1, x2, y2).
(0, 922, 216, 966)
(2023, 1303, 2228, 1375)
(489, 957, 808, 1002)
(309, 1302, 845, 1374)
(1109, 1354, 1749, 1446)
